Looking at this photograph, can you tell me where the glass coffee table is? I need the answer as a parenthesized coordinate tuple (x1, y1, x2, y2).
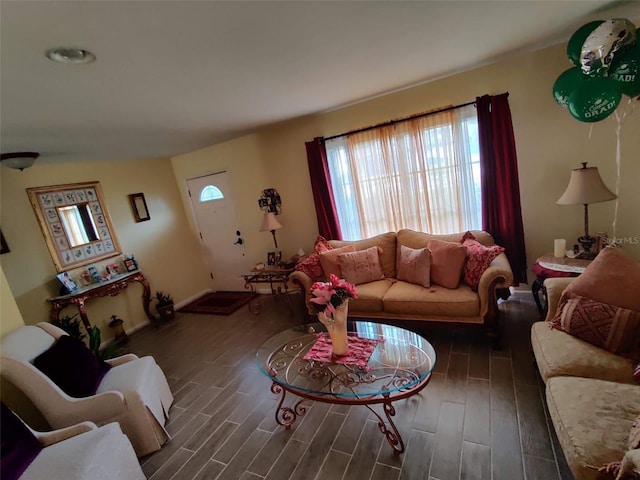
(256, 321, 436, 454)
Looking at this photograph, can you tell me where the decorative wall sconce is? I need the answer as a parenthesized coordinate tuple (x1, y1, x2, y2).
(258, 188, 282, 215)
(0, 152, 39, 171)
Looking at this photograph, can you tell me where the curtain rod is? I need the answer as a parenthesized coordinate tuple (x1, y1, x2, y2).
(323, 100, 476, 141)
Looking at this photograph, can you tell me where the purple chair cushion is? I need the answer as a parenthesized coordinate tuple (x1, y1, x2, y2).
(33, 335, 111, 398)
(0, 402, 43, 480)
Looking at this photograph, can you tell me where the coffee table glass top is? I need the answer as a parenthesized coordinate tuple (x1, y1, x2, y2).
(256, 321, 436, 399)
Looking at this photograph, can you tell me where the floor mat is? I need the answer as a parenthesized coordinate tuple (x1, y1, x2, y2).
(178, 291, 257, 316)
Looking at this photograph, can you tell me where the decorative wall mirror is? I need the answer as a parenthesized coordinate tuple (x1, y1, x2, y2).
(27, 181, 122, 272)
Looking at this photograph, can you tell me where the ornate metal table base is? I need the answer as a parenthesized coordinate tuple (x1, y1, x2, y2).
(258, 323, 436, 456)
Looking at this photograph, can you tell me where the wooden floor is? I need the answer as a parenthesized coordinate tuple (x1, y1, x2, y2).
(127, 289, 574, 480)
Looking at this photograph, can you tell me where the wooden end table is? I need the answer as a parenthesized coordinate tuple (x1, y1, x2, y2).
(531, 254, 592, 314)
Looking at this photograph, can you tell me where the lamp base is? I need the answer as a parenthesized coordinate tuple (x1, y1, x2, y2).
(575, 251, 597, 260)
(577, 235, 596, 255)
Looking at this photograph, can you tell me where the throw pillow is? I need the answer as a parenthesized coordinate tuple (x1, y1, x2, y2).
(550, 291, 640, 359)
(319, 245, 356, 279)
(635, 363, 640, 384)
(0, 402, 42, 480)
(562, 246, 640, 312)
(294, 236, 334, 281)
(396, 245, 431, 288)
(338, 246, 385, 285)
(461, 231, 505, 289)
(33, 335, 111, 398)
(426, 239, 467, 289)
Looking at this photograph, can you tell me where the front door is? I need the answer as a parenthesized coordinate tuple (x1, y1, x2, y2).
(187, 172, 246, 291)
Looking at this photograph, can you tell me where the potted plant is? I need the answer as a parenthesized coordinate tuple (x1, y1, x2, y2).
(154, 291, 175, 322)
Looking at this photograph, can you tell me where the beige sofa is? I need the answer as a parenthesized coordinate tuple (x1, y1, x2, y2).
(531, 277, 640, 480)
(290, 229, 513, 341)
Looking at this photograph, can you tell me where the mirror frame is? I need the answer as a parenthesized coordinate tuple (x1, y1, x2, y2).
(27, 181, 122, 272)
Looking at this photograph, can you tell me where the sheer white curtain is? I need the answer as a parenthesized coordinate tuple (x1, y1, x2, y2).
(326, 105, 481, 240)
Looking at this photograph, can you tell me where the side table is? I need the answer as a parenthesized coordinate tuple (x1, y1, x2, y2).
(531, 254, 592, 314)
(243, 267, 297, 314)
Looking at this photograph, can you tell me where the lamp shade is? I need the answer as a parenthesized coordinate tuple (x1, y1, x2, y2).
(557, 164, 616, 205)
(259, 212, 283, 232)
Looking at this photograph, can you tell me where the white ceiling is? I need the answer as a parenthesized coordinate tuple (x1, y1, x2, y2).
(1, 1, 637, 163)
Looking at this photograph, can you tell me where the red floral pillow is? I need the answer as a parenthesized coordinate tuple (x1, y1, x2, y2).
(294, 236, 333, 281)
(461, 231, 505, 289)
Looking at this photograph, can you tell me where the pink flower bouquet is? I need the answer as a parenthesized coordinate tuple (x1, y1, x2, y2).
(309, 274, 358, 318)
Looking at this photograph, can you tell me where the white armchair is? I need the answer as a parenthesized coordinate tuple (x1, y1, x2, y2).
(0, 323, 174, 457)
(19, 421, 146, 480)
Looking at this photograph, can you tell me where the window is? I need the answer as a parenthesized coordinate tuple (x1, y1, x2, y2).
(325, 105, 481, 240)
(200, 185, 224, 202)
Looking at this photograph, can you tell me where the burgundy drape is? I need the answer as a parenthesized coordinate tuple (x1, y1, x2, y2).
(476, 93, 527, 285)
(305, 137, 342, 240)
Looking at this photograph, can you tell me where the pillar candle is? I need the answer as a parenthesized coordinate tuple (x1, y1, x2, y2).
(554, 239, 566, 258)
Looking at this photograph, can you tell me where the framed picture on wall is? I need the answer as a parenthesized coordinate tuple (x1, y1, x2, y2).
(128, 193, 150, 222)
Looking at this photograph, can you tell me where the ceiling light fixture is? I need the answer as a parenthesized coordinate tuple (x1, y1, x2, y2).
(46, 47, 96, 64)
(0, 152, 40, 171)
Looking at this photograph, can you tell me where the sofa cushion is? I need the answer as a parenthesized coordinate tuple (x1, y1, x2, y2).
(397, 229, 495, 249)
(562, 246, 640, 312)
(396, 245, 431, 288)
(382, 281, 479, 317)
(550, 291, 640, 359)
(295, 236, 333, 281)
(426, 239, 467, 289)
(546, 376, 640, 480)
(338, 246, 384, 285)
(349, 279, 393, 313)
(631, 415, 640, 449)
(319, 245, 355, 279)
(531, 321, 636, 384)
(461, 231, 505, 289)
(33, 335, 111, 398)
(330, 232, 397, 278)
(1, 402, 42, 480)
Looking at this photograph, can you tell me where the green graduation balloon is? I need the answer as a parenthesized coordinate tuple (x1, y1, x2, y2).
(610, 39, 640, 97)
(567, 77, 621, 122)
(553, 67, 586, 106)
(567, 20, 604, 67)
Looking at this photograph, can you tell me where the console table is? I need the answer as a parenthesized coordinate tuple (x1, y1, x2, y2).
(243, 267, 296, 314)
(48, 270, 155, 330)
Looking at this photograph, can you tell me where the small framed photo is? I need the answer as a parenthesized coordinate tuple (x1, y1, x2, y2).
(128, 193, 150, 222)
(124, 258, 138, 272)
(267, 251, 276, 266)
(56, 272, 79, 293)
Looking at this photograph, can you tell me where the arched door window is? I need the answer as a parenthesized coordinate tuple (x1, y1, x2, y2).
(200, 185, 224, 202)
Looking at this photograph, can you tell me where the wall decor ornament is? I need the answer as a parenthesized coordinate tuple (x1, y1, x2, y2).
(128, 193, 150, 222)
(257, 188, 282, 215)
(27, 181, 122, 272)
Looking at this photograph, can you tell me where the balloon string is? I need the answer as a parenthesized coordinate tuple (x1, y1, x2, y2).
(612, 110, 622, 240)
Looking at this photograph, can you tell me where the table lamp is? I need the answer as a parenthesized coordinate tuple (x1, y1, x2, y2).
(557, 162, 616, 259)
(260, 212, 283, 248)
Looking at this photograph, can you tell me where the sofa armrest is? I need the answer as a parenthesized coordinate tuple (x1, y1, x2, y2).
(289, 270, 314, 314)
(33, 421, 98, 447)
(543, 277, 575, 322)
(477, 253, 514, 306)
(105, 353, 139, 367)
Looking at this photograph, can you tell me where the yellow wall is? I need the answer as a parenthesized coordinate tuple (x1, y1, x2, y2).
(0, 264, 25, 337)
(171, 134, 279, 271)
(210, 42, 640, 274)
(0, 157, 210, 339)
